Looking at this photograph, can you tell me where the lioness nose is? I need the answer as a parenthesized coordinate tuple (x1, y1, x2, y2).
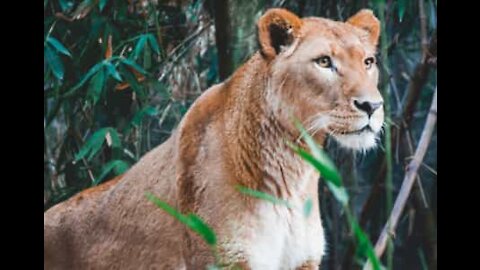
(353, 100, 383, 117)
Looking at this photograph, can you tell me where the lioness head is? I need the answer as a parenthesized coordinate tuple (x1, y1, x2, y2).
(258, 9, 384, 150)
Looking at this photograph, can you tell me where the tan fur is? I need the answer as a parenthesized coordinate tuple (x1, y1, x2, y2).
(44, 9, 383, 269)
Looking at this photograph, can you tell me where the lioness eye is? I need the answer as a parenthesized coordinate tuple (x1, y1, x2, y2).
(315, 56, 332, 68)
(364, 57, 375, 69)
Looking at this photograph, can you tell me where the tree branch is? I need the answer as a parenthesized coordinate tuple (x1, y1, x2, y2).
(341, 29, 437, 270)
(363, 88, 437, 270)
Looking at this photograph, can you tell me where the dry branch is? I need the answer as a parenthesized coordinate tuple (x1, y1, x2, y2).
(342, 29, 437, 269)
(363, 88, 437, 270)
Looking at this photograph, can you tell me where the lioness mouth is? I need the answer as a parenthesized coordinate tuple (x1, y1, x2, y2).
(341, 125, 373, 135)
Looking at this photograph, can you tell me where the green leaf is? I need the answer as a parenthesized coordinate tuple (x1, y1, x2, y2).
(145, 193, 217, 247)
(120, 58, 147, 75)
(47, 37, 72, 57)
(147, 34, 161, 55)
(144, 106, 158, 116)
(185, 214, 217, 246)
(146, 192, 190, 223)
(291, 121, 342, 186)
(398, 0, 406, 22)
(289, 144, 342, 187)
(45, 45, 64, 80)
(326, 182, 349, 207)
(133, 35, 147, 60)
(352, 221, 382, 270)
(93, 160, 129, 185)
(236, 186, 291, 208)
(58, 0, 74, 11)
(143, 44, 152, 70)
(87, 68, 105, 105)
(105, 62, 122, 81)
(113, 160, 129, 175)
(99, 0, 108, 12)
(75, 128, 109, 162)
(67, 62, 104, 96)
(303, 198, 313, 218)
(131, 106, 159, 127)
(118, 65, 146, 102)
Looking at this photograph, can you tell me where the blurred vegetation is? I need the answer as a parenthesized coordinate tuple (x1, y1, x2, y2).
(44, 0, 437, 269)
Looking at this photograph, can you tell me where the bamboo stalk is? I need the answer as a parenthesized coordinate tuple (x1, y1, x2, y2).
(363, 88, 437, 270)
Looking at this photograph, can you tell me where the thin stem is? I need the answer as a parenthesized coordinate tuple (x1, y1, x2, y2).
(363, 88, 437, 270)
(377, 1, 394, 268)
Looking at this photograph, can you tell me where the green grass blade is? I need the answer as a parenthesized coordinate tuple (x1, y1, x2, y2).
(145, 193, 217, 247)
(185, 214, 217, 246)
(326, 182, 349, 207)
(288, 142, 342, 187)
(236, 185, 291, 208)
(93, 160, 129, 185)
(352, 220, 382, 270)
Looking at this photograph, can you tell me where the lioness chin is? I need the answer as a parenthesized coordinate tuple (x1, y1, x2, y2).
(45, 8, 384, 270)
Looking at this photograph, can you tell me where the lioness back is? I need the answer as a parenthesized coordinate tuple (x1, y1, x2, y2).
(45, 135, 187, 269)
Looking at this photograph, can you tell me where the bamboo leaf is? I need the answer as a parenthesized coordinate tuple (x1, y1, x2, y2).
(352, 220, 382, 270)
(131, 106, 159, 127)
(147, 34, 161, 55)
(118, 65, 146, 101)
(67, 62, 104, 96)
(133, 35, 147, 60)
(143, 44, 152, 70)
(93, 160, 129, 186)
(47, 37, 72, 57)
(326, 182, 349, 207)
(398, 0, 407, 22)
(75, 127, 109, 162)
(185, 214, 217, 246)
(113, 160, 129, 175)
(45, 45, 64, 80)
(236, 186, 291, 208)
(289, 143, 342, 187)
(121, 58, 147, 75)
(99, 0, 108, 12)
(87, 68, 105, 105)
(58, 0, 74, 12)
(145, 193, 217, 246)
(105, 62, 122, 81)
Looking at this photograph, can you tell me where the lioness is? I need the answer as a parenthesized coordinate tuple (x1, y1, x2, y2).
(44, 8, 384, 270)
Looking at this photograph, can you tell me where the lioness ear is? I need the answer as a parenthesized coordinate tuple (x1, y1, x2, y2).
(346, 9, 380, 46)
(257, 8, 303, 60)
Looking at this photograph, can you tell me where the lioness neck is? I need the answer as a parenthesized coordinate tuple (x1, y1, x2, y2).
(222, 52, 323, 198)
